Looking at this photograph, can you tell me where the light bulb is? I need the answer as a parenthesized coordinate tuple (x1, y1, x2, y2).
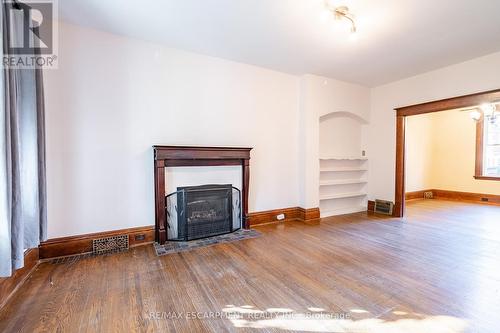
(469, 110, 481, 121)
(480, 103, 495, 117)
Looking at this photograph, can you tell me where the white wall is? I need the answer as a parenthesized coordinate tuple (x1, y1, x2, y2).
(44, 22, 300, 238)
(368, 51, 500, 202)
(302, 75, 370, 120)
(319, 113, 369, 158)
(45, 22, 500, 238)
(319, 115, 361, 157)
(406, 110, 500, 195)
(299, 75, 370, 208)
(165, 166, 242, 194)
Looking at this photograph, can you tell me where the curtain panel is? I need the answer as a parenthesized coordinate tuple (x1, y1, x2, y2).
(0, 1, 47, 277)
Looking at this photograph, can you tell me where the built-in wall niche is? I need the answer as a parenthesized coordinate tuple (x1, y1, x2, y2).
(319, 112, 367, 158)
(319, 112, 368, 218)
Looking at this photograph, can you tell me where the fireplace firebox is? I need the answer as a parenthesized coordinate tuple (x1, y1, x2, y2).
(165, 185, 241, 241)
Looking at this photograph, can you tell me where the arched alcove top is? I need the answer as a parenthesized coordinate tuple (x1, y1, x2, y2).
(319, 111, 369, 124)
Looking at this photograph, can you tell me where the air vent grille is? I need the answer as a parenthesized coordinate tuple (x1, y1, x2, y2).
(424, 191, 434, 199)
(92, 235, 129, 255)
(374, 200, 394, 215)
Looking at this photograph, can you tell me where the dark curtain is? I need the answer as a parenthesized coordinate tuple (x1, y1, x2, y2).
(0, 1, 47, 277)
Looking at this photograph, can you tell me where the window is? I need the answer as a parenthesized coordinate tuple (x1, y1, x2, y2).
(475, 117, 500, 180)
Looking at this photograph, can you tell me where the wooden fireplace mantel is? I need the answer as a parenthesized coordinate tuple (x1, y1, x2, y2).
(153, 145, 253, 244)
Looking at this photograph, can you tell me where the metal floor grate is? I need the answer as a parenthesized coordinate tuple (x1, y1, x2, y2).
(92, 235, 129, 255)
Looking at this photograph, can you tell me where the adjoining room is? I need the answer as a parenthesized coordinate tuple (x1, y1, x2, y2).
(402, 92, 500, 216)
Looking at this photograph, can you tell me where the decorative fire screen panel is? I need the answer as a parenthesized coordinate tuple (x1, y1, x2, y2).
(165, 185, 241, 241)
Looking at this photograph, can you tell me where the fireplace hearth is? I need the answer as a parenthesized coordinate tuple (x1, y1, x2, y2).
(165, 184, 241, 241)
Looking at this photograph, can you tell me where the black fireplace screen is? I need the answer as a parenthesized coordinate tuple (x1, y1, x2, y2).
(165, 184, 241, 241)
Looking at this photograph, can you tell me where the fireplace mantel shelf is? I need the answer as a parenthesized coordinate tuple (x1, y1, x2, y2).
(153, 145, 253, 244)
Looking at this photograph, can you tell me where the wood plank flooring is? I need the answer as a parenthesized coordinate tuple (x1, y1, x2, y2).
(1, 199, 499, 332)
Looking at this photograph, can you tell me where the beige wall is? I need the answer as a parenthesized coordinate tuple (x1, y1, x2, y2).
(406, 114, 433, 192)
(406, 110, 500, 195)
(368, 51, 500, 202)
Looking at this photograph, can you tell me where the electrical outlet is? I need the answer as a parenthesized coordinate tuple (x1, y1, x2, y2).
(135, 234, 146, 241)
(277, 213, 285, 221)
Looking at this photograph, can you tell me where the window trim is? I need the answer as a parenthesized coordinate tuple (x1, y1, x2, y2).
(475, 118, 500, 181)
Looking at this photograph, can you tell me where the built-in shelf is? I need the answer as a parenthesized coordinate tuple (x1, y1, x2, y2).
(319, 150, 369, 218)
(319, 156, 368, 161)
(320, 192, 367, 201)
(320, 206, 366, 218)
(320, 167, 368, 172)
(320, 179, 368, 186)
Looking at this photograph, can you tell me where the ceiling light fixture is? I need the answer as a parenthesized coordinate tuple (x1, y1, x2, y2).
(466, 102, 499, 124)
(480, 103, 496, 117)
(469, 110, 482, 121)
(324, 1, 357, 34)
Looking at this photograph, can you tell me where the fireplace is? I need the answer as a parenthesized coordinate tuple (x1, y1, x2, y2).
(153, 146, 252, 244)
(165, 184, 241, 241)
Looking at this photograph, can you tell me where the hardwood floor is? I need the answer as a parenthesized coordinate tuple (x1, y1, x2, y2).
(1, 199, 499, 332)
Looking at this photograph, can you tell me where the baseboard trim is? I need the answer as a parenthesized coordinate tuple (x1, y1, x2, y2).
(39, 226, 155, 259)
(298, 207, 321, 222)
(39, 206, 323, 259)
(370, 188, 500, 215)
(432, 189, 500, 204)
(401, 189, 500, 206)
(405, 190, 429, 200)
(0, 248, 39, 310)
(248, 207, 301, 226)
(248, 207, 320, 227)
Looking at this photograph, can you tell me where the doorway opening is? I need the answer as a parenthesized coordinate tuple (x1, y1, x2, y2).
(394, 89, 500, 217)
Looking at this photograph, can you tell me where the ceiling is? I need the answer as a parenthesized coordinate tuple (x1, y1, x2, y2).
(58, 0, 500, 86)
